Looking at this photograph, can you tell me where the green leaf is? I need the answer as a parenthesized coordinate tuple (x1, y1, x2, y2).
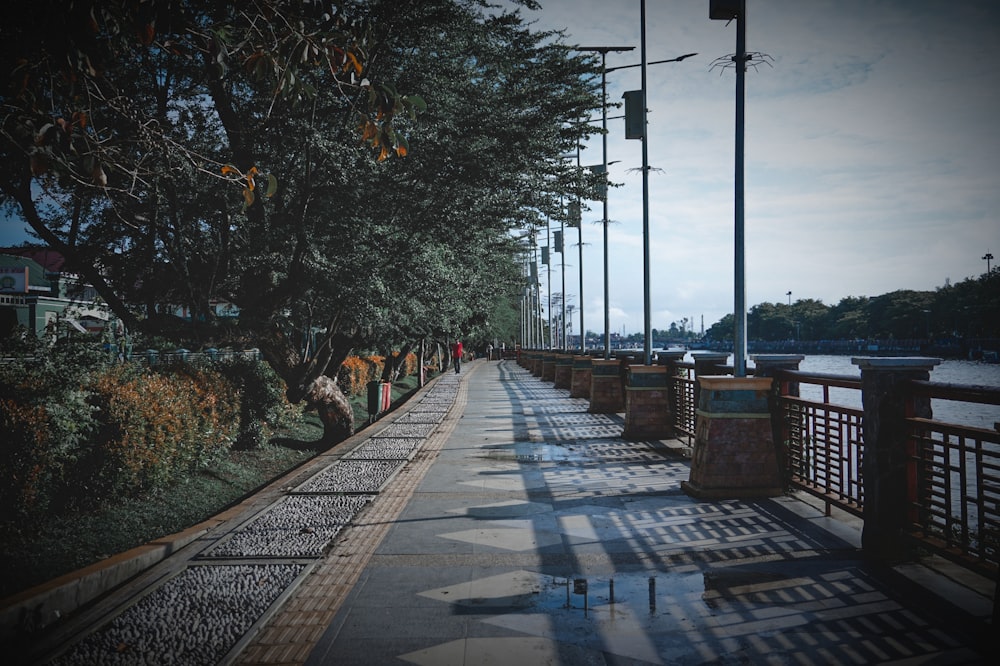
(265, 174, 277, 198)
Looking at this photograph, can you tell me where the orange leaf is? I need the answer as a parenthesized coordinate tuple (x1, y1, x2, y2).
(345, 51, 362, 76)
(221, 164, 238, 176)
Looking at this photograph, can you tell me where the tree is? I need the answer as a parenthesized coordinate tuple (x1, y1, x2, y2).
(1, 0, 602, 444)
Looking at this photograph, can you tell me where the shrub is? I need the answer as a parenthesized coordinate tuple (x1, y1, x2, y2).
(337, 355, 385, 396)
(216, 356, 297, 449)
(389, 351, 419, 378)
(88, 364, 239, 495)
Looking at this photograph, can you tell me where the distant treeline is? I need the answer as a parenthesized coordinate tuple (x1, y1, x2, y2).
(701, 270, 998, 346)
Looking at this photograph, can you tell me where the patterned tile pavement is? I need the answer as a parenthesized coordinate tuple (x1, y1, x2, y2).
(241, 360, 993, 665)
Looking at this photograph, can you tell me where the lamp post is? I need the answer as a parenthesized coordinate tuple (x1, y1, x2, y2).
(711, 0, 749, 376)
(577, 46, 634, 359)
(984, 251, 994, 274)
(618, 1, 696, 366)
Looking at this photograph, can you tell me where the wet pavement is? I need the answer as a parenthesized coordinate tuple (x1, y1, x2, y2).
(13, 359, 995, 664)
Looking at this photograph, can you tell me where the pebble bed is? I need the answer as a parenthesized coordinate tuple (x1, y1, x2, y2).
(51, 564, 304, 666)
(44, 375, 460, 665)
(392, 411, 445, 424)
(346, 438, 421, 460)
(374, 422, 438, 439)
(201, 495, 374, 559)
(296, 459, 405, 493)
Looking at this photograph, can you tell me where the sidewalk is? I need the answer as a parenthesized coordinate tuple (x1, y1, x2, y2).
(253, 360, 992, 664)
(19, 359, 995, 664)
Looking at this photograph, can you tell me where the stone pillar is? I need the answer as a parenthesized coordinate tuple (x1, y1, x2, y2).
(682, 375, 782, 499)
(656, 351, 688, 420)
(589, 358, 625, 413)
(613, 351, 639, 401)
(570, 356, 593, 399)
(532, 352, 545, 376)
(554, 353, 574, 389)
(750, 355, 805, 488)
(852, 357, 940, 561)
(623, 365, 673, 440)
(541, 353, 557, 382)
(691, 352, 730, 408)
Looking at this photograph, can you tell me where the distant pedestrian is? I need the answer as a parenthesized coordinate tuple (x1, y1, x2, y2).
(486, 343, 494, 361)
(451, 340, 463, 373)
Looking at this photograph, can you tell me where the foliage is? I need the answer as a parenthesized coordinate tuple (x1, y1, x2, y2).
(703, 270, 999, 343)
(0, 333, 298, 523)
(88, 363, 239, 496)
(0, 0, 602, 438)
(337, 354, 385, 397)
(215, 356, 300, 449)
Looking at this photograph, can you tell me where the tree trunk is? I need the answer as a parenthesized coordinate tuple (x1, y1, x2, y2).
(304, 374, 354, 445)
(418, 339, 426, 388)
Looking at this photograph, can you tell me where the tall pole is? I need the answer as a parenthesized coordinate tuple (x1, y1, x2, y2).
(640, 0, 652, 366)
(546, 215, 553, 349)
(576, 142, 585, 352)
(578, 46, 634, 359)
(561, 202, 567, 350)
(602, 56, 611, 359)
(733, 0, 748, 377)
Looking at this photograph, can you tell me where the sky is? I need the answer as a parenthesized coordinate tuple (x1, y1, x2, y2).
(500, 0, 1000, 337)
(2, 1, 998, 337)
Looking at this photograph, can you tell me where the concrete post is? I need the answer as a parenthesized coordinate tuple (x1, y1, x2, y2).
(554, 353, 574, 389)
(851, 357, 940, 561)
(623, 365, 673, 440)
(589, 358, 625, 413)
(682, 374, 782, 499)
(691, 352, 730, 408)
(570, 355, 593, 399)
(751, 355, 805, 488)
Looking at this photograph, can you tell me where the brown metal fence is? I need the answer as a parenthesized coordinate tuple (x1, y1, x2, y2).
(905, 381, 1000, 576)
(660, 362, 999, 575)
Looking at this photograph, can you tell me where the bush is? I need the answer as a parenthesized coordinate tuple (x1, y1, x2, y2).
(390, 351, 419, 378)
(337, 355, 385, 396)
(216, 356, 298, 449)
(88, 363, 240, 496)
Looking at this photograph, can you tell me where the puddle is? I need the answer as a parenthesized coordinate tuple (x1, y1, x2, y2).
(483, 442, 584, 463)
(533, 571, 706, 620)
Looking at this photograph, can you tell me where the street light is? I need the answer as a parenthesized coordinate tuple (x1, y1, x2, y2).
(577, 45, 635, 359)
(622, 0, 697, 366)
(984, 251, 994, 274)
(711, 0, 750, 376)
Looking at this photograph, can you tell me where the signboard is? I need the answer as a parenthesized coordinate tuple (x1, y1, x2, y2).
(0, 267, 28, 293)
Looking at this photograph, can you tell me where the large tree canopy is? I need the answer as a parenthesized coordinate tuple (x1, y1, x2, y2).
(1, 0, 604, 443)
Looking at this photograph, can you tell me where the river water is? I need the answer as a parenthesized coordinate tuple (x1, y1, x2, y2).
(669, 352, 1000, 431)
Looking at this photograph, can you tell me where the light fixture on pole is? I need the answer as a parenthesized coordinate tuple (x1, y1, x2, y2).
(577, 45, 635, 359)
(622, 0, 696, 366)
(711, 0, 756, 377)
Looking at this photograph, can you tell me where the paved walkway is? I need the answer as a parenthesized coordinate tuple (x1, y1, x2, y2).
(15, 359, 995, 664)
(247, 360, 991, 665)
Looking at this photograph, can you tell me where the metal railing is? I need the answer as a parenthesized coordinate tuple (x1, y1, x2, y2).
(776, 371, 865, 517)
(670, 361, 697, 445)
(905, 381, 1000, 575)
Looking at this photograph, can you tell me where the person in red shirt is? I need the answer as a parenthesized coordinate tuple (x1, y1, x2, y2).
(450, 340, 463, 374)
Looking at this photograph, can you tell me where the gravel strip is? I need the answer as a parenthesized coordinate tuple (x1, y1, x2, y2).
(346, 438, 421, 460)
(296, 459, 405, 493)
(374, 422, 437, 439)
(201, 495, 374, 559)
(392, 411, 444, 424)
(51, 563, 304, 666)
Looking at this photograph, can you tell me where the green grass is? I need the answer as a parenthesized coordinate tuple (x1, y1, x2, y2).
(0, 374, 430, 600)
